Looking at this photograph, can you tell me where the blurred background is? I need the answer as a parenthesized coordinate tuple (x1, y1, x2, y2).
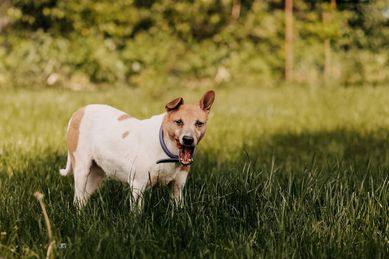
(0, 0, 388, 92)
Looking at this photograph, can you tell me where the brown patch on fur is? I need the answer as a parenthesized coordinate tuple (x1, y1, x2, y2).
(67, 107, 85, 169)
(118, 114, 131, 121)
(68, 108, 85, 152)
(122, 131, 129, 139)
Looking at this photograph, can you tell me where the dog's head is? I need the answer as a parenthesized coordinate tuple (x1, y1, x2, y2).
(163, 90, 215, 165)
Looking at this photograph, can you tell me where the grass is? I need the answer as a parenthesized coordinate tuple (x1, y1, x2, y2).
(0, 86, 388, 258)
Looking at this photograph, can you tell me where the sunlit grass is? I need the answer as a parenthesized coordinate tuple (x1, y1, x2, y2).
(0, 86, 388, 258)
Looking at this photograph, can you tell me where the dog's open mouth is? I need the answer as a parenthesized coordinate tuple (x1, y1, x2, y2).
(178, 144, 195, 165)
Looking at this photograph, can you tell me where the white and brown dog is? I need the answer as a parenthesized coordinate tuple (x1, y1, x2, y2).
(60, 90, 215, 209)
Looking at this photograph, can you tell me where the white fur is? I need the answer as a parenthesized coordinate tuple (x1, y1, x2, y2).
(60, 104, 189, 209)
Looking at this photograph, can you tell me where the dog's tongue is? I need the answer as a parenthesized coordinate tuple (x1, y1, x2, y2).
(179, 146, 193, 165)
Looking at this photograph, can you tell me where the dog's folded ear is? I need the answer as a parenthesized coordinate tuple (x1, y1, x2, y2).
(165, 97, 184, 112)
(199, 90, 215, 112)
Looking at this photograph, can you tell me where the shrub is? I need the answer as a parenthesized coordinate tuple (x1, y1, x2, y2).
(0, 0, 388, 89)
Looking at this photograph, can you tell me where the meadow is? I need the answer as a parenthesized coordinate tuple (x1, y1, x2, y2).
(0, 86, 388, 258)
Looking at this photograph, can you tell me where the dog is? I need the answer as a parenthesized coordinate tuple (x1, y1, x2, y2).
(60, 90, 215, 210)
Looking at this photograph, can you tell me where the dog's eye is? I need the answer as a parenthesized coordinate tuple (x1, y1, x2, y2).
(195, 120, 205, 128)
(174, 119, 183, 126)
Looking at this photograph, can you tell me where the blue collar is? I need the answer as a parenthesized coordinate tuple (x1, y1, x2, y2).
(156, 126, 180, 164)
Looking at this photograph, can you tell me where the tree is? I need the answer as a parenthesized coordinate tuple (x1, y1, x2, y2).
(285, 0, 293, 81)
(323, 0, 336, 82)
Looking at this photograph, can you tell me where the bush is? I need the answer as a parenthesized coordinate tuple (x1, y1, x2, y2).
(0, 32, 71, 89)
(0, 32, 129, 89)
(339, 49, 389, 86)
(0, 0, 388, 89)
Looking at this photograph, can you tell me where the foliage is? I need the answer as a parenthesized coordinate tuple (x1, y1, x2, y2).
(0, 0, 388, 89)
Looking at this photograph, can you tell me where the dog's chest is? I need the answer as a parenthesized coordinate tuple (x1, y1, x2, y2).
(147, 164, 181, 186)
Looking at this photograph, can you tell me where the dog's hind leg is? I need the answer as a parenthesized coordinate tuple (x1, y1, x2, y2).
(85, 161, 105, 199)
(73, 155, 92, 209)
(59, 151, 72, 176)
(74, 158, 106, 209)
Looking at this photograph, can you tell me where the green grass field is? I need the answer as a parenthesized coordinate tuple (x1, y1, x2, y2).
(0, 86, 388, 258)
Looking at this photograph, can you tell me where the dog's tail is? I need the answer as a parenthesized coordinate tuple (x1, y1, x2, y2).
(60, 151, 72, 176)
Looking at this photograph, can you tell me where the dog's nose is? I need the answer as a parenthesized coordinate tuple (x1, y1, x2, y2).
(182, 136, 194, 146)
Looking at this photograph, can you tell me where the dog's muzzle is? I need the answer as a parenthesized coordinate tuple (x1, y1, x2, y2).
(178, 144, 195, 165)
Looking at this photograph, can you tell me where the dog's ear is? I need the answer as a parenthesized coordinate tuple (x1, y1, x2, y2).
(199, 90, 215, 112)
(165, 97, 184, 112)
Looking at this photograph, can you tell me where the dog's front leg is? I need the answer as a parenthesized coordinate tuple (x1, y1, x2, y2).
(170, 171, 188, 208)
(170, 183, 184, 208)
(130, 181, 146, 212)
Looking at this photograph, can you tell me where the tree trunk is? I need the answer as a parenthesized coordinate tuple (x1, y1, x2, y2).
(331, 0, 337, 9)
(323, 0, 336, 83)
(285, 0, 293, 81)
(0, 0, 11, 32)
(323, 11, 331, 82)
(232, 0, 241, 20)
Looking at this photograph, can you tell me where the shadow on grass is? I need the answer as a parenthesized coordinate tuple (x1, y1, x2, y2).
(0, 128, 388, 258)
(234, 128, 389, 174)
